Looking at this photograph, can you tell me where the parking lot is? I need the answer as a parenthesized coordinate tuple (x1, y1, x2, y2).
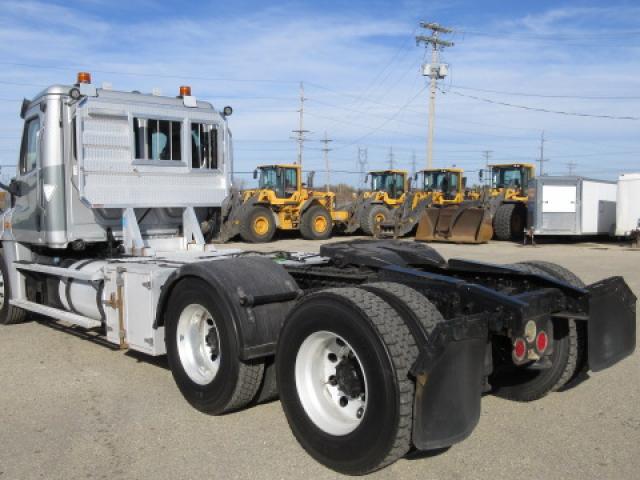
(0, 237, 638, 480)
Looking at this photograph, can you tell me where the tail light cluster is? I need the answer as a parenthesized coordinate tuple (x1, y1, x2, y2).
(511, 320, 550, 365)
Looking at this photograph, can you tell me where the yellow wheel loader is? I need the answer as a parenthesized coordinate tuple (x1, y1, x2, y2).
(343, 170, 408, 235)
(485, 163, 535, 240)
(414, 163, 535, 243)
(218, 164, 348, 243)
(377, 168, 467, 237)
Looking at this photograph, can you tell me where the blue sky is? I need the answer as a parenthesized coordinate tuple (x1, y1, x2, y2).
(0, 0, 638, 185)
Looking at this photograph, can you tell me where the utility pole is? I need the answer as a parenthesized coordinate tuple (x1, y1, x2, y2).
(566, 160, 577, 175)
(538, 130, 549, 176)
(357, 147, 368, 187)
(321, 131, 333, 192)
(482, 150, 493, 186)
(411, 151, 417, 176)
(388, 147, 395, 169)
(417, 22, 454, 169)
(292, 82, 309, 166)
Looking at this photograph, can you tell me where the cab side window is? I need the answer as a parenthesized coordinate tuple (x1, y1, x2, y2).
(191, 123, 218, 169)
(134, 118, 182, 161)
(19, 117, 40, 175)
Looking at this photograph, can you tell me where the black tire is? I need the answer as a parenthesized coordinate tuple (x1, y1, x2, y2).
(360, 281, 444, 341)
(300, 205, 333, 240)
(360, 204, 390, 235)
(493, 203, 526, 241)
(490, 262, 584, 401)
(165, 278, 264, 414)
(0, 252, 28, 325)
(239, 206, 276, 243)
(276, 288, 416, 475)
(253, 356, 279, 404)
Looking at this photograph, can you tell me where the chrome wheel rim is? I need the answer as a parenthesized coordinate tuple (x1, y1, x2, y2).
(295, 331, 368, 436)
(176, 304, 220, 385)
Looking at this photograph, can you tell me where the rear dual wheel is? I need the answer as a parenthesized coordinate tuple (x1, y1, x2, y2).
(277, 284, 444, 475)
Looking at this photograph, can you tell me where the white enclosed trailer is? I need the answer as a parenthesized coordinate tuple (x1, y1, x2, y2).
(615, 173, 640, 237)
(527, 176, 617, 236)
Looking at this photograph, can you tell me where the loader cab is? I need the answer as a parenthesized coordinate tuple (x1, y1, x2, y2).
(490, 164, 535, 195)
(256, 164, 300, 199)
(369, 170, 406, 200)
(418, 168, 462, 200)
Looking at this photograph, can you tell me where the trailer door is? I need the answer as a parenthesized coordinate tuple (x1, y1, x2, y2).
(541, 184, 577, 233)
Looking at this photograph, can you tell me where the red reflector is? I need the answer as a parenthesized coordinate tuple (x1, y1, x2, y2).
(513, 338, 527, 361)
(536, 331, 548, 353)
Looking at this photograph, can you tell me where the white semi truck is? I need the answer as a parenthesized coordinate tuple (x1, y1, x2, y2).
(0, 74, 636, 475)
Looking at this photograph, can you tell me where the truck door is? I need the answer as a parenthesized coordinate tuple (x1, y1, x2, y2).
(11, 111, 43, 241)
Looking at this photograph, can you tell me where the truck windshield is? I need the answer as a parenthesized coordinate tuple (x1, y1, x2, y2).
(371, 173, 404, 198)
(492, 167, 525, 189)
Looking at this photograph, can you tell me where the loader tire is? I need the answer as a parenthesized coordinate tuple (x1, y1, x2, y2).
(493, 203, 525, 241)
(240, 206, 276, 243)
(300, 205, 332, 240)
(0, 252, 28, 325)
(361, 205, 390, 236)
(490, 262, 584, 401)
(165, 278, 264, 414)
(276, 288, 416, 475)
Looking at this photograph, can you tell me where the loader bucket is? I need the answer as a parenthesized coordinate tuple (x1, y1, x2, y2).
(415, 206, 493, 244)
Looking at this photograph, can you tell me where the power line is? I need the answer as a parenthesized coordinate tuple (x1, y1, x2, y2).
(447, 84, 640, 100)
(441, 88, 640, 120)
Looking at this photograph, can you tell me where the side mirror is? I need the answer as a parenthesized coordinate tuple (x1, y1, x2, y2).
(364, 174, 369, 184)
(462, 176, 467, 189)
(253, 169, 258, 180)
(478, 169, 484, 181)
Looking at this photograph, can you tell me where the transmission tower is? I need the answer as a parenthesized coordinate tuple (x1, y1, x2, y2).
(388, 147, 395, 169)
(566, 160, 578, 175)
(321, 131, 333, 192)
(291, 82, 309, 166)
(538, 130, 549, 175)
(357, 147, 368, 187)
(416, 22, 454, 169)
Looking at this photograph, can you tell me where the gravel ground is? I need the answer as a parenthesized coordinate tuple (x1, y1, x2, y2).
(0, 236, 638, 480)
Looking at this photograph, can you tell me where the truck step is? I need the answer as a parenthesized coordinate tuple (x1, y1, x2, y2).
(10, 300, 102, 329)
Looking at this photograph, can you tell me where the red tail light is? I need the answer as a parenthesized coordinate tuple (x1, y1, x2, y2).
(513, 338, 527, 362)
(536, 331, 549, 353)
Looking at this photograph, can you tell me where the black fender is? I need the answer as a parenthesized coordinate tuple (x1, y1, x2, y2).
(154, 256, 301, 360)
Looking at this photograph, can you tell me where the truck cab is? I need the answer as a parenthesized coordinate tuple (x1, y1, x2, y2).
(489, 163, 535, 201)
(4, 73, 233, 250)
(415, 168, 465, 204)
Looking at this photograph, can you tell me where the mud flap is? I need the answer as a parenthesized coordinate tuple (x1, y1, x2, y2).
(411, 318, 487, 450)
(586, 276, 636, 372)
(415, 206, 493, 244)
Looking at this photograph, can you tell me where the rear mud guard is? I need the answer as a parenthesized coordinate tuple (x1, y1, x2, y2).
(411, 316, 487, 450)
(585, 276, 636, 371)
